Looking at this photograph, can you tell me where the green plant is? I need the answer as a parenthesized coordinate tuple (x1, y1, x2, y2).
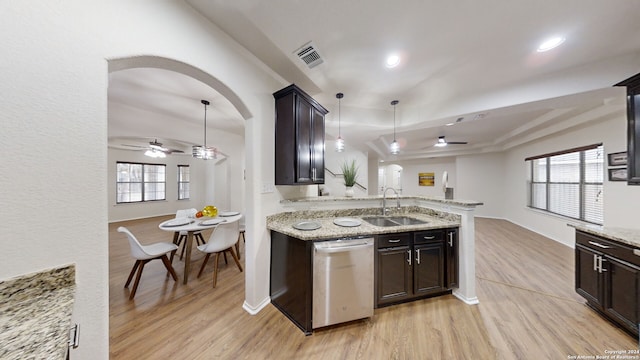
(340, 159, 359, 187)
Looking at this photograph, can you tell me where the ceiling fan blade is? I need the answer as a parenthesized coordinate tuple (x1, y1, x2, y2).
(446, 141, 468, 144)
(166, 149, 185, 154)
(121, 144, 148, 149)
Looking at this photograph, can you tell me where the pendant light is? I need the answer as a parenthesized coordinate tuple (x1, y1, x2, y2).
(390, 100, 400, 154)
(192, 99, 217, 160)
(335, 92, 345, 152)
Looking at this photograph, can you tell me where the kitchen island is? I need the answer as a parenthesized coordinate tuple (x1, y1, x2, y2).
(267, 195, 482, 334)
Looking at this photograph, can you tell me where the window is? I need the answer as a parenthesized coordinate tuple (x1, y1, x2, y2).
(178, 165, 190, 200)
(116, 162, 166, 203)
(526, 144, 604, 224)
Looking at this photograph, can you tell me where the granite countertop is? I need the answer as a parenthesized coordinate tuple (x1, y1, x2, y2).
(569, 223, 640, 248)
(267, 206, 461, 241)
(0, 264, 75, 360)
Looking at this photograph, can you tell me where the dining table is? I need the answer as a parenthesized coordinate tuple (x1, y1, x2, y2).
(159, 212, 242, 284)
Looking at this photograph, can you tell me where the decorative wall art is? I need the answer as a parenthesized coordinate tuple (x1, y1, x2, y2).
(608, 168, 628, 181)
(607, 152, 627, 166)
(606, 151, 628, 182)
(418, 172, 434, 186)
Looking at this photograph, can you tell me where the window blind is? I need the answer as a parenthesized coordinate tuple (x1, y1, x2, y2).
(527, 144, 603, 224)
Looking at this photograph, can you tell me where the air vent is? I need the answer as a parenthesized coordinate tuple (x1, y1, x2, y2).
(294, 42, 324, 69)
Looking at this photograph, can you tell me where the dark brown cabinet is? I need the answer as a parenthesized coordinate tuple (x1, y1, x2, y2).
(270, 231, 314, 334)
(376, 228, 457, 308)
(446, 228, 459, 288)
(615, 72, 640, 184)
(376, 233, 412, 305)
(575, 231, 640, 336)
(273, 84, 328, 185)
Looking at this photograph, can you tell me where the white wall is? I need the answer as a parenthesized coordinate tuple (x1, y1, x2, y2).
(0, 2, 282, 358)
(456, 153, 506, 218)
(470, 109, 640, 247)
(395, 157, 457, 197)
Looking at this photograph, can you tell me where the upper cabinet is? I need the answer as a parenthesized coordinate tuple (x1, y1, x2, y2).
(274, 84, 328, 185)
(615, 73, 640, 185)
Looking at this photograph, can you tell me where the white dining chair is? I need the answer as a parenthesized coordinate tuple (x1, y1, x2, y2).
(196, 221, 243, 287)
(118, 226, 179, 300)
(235, 215, 246, 259)
(175, 208, 206, 260)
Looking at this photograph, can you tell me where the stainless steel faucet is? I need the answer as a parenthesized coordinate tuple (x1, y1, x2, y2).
(382, 188, 400, 215)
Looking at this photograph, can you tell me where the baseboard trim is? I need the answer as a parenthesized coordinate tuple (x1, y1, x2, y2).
(453, 290, 479, 305)
(243, 296, 271, 315)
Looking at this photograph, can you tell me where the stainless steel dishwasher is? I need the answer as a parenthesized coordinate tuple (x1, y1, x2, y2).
(312, 237, 374, 329)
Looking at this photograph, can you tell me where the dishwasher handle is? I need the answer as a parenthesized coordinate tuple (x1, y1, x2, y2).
(314, 242, 373, 254)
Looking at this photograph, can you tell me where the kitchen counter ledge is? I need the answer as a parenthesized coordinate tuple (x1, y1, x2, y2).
(569, 223, 640, 248)
(282, 194, 483, 207)
(0, 264, 75, 360)
(267, 206, 460, 241)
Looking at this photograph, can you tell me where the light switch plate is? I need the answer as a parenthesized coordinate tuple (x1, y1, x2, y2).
(261, 182, 275, 193)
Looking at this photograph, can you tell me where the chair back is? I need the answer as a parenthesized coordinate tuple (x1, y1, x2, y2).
(117, 226, 152, 260)
(203, 221, 240, 253)
(176, 208, 197, 219)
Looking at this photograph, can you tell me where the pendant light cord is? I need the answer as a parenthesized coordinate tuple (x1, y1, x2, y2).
(338, 97, 341, 137)
(391, 100, 399, 141)
(393, 104, 396, 141)
(201, 99, 210, 148)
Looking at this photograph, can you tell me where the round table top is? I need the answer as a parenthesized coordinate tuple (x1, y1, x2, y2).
(158, 213, 242, 231)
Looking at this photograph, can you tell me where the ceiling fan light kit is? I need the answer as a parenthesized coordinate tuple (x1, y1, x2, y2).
(193, 99, 218, 160)
(335, 92, 345, 152)
(434, 135, 468, 147)
(145, 148, 166, 158)
(390, 100, 400, 155)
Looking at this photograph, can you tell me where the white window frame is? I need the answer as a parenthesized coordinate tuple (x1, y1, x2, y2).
(116, 162, 166, 204)
(178, 165, 190, 200)
(526, 144, 604, 225)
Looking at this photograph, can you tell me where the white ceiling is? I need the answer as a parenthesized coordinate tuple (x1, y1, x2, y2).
(108, 0, 640, 160)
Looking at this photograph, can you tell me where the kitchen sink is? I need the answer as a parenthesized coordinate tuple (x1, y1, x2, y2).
(362, 217, 400, 227)
(362, 216, 428, 227)
(387, 216, 427, 225)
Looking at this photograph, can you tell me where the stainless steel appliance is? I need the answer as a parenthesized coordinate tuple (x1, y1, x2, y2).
(312, 237, 374, 329)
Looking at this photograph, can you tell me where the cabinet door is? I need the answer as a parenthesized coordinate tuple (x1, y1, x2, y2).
(295, 97, 313, 183)
(376, 246, 412, 305)
(446, 229, 458, 289)
(414, 242, 445, 296)
(603, 256, 640, 334)
(575, 244, 603, 307)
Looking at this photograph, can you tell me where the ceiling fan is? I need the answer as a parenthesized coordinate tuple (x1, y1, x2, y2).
(121, 139, 184, 157)
(434, 136, 468, 147)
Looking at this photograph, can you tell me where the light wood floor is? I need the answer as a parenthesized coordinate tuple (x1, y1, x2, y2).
(109, 217, 636, 359)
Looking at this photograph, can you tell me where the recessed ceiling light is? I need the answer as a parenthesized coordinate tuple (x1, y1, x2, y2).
(386, 54, 400, 68)
(446, 122, 455, 126)
(537, 36, 565, 52)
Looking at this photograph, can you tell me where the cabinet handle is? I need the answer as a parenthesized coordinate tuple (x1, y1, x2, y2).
(593, 254, 598, 272)
(588, 241, 611, 249)
(423, 236, 435, 240)
(388, 239, 401, 243)
(599, 256, 607, 273)
(415, 249, 421, 265)
(312, 168, 316, 181)
(407, 250, 412, 266)
(448, 232, 453, 247)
